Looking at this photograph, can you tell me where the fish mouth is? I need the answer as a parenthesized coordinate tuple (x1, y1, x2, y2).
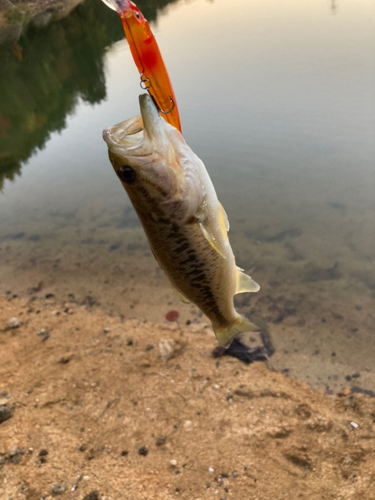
(102, 94, 164, 156)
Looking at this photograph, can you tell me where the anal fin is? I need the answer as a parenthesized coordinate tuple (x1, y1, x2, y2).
(236, 267, 260, 294)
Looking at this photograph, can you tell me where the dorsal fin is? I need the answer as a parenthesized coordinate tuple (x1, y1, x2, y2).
(235, 267, 260, 294)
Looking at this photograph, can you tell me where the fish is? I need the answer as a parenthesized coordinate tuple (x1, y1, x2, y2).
(103, 94, 260, 347)
(100, 0, 181, 131)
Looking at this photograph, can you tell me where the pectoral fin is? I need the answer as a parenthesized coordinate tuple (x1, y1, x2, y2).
(235, 267, 260, 294)
(198, 222, 226, 259)
(172, 286, 190, 304)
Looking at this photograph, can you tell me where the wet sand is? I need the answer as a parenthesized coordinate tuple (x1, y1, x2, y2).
(0, 198, 374, 396)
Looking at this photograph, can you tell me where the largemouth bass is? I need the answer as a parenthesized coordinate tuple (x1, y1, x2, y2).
(103, 94, 260, 347)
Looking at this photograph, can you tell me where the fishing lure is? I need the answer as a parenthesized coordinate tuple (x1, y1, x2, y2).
(101, 0, 181, 131)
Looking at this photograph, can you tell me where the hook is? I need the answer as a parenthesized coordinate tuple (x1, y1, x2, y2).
(139, 74, 175, 115)
(159, 97, 175, 115)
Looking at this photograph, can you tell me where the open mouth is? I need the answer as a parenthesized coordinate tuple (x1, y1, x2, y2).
(102, 114, 145, 150)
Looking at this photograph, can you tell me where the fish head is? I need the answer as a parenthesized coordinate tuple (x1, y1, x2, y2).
(103, 94, 194, 218)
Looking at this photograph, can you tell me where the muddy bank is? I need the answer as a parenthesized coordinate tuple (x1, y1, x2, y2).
(1, 296, 375, 499)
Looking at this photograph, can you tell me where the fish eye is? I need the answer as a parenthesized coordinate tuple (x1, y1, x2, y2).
(118, 165, 136, 184)
(133, 9, 140, 20)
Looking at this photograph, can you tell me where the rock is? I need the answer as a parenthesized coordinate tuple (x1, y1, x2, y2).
(158, 338, 181, 363)
(82, 492, 99, 500)
(170, 459, 177, 466)
(156, 435, 166, 446)
(37, 329, 50, 341)
(0, 406, 12, 424)
(306, 417, 333, 433)
(183, 420, 192, 431)
(51, 483, 66, 495)
(8, 317, 22, 329)
(138, 446, 148, 456)
(8, 446, 23, 464)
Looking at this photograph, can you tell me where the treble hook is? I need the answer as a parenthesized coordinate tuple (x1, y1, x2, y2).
(139, 73, 175, 115)
(159, 96, 175, 115)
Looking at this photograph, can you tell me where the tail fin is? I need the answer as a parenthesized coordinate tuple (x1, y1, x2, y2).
(214, 315, 260, 348)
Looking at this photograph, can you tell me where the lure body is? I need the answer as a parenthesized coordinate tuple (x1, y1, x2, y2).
(102, 0, 181, 131)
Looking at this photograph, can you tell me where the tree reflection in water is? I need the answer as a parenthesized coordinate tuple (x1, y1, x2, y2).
(0, 0, 180, 190)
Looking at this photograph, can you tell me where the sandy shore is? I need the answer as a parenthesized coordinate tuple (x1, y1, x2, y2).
(1, 295, 375, 499)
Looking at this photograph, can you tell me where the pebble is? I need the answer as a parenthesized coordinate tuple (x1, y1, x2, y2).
(51, 483, 66, 495)
(121, 450, 128, 457)
(232, 471, 238, 478)
(158, 339, 181, 363)
(0, 406, 12, 424)
(8, 447, 23, 464)
(209, 467, 214, 473)
(37, 329, 50, 341)
(8, 317, 22, 329)
(183, 420, 192, 431)
(170, 459, 177, 467)
(138, 446, 148, 456)
(82, 493, 99, 500)
(350, 421, 359, 428)
(103, 328, 110, 333)
(156, 435, 167, 446)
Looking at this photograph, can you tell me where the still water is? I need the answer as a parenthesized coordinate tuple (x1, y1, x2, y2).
(0, 0, 374, 392)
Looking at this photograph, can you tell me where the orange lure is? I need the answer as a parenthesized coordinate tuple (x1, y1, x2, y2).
(102, 0, 181, 132)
